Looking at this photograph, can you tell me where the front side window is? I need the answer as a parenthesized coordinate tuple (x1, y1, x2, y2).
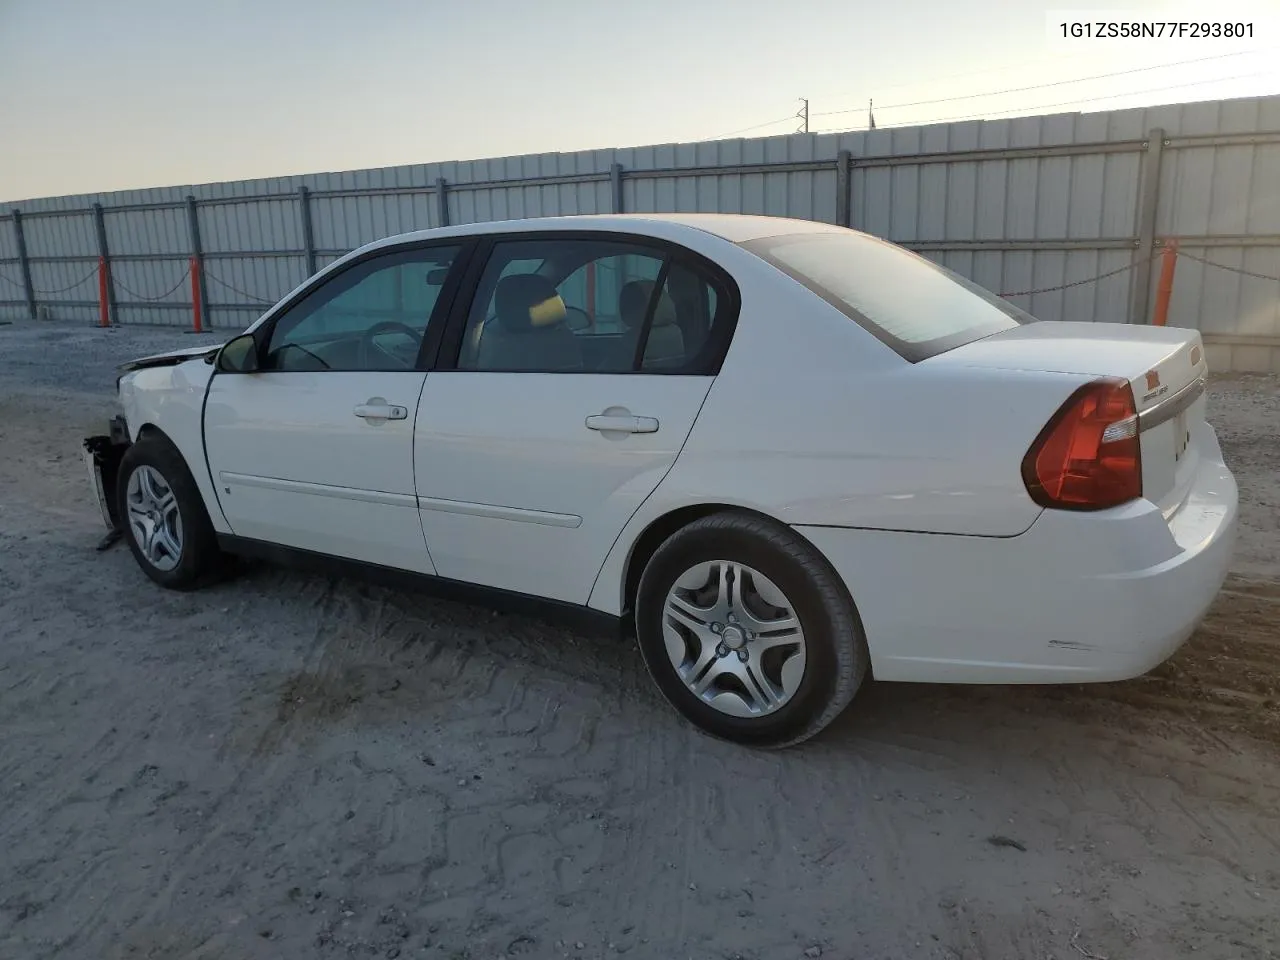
(264, 245, 462, 372)
(740, 232, 1035, 362)
(459, 237, 728, 374)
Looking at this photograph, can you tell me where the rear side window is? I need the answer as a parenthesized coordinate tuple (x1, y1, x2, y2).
(454, 236, 735, 374)
(740, 232, 1036, 362)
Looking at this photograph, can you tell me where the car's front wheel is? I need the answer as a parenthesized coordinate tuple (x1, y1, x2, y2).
(117, 434, 222, 590)
(635, 511, 869, 747)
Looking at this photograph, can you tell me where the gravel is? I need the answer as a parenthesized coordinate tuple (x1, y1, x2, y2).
(2, 321, 1279, 960)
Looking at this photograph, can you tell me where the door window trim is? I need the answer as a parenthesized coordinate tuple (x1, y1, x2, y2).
(237, 237, 478, 374)
(629, 257, 673, 370)
(434, 230, 742, 376)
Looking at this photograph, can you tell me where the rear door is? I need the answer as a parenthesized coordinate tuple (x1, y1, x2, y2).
(413, 232, 737, 603)
(203, 241, 468, 572)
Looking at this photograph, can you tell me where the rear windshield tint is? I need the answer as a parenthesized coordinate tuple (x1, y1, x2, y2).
(740, 232, 1036, 361)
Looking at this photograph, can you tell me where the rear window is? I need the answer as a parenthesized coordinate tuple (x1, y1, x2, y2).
(740, 232, 1036, 362)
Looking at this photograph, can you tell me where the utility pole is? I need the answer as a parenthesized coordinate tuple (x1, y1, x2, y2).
(796, 98, 809, 134)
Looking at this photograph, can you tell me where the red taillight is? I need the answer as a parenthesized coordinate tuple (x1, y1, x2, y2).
(1022, 377, 1142, 510)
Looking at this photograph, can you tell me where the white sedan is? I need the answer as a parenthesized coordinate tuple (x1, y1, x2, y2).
(83, 214, 1238, 747)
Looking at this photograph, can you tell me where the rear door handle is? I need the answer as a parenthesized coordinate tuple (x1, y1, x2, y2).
(585, 414, 659, 434)
(353, 397, 408, 421)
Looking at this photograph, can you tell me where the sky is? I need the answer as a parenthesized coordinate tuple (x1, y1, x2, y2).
(1, 0, 1278, 202)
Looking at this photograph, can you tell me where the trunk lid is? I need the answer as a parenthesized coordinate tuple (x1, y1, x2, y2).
(927, 321, 1208, 517)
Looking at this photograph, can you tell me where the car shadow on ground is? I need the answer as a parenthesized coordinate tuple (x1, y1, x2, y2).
(225, 559, 1280, 760)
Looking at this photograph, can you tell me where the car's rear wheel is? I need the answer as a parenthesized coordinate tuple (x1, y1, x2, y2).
(635, 511, 868, 747)
(117, 434, 223, 590)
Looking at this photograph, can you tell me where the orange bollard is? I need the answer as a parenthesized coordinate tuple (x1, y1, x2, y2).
(190, 257, 203, 333)
(98, 257, 110, 327)
(1151, 240, 1178, 326)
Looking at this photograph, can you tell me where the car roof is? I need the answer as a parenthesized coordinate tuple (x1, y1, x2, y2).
(351, 213, 846, 257)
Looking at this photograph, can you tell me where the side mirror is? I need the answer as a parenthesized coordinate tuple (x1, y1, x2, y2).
(215, 333, 260, 373)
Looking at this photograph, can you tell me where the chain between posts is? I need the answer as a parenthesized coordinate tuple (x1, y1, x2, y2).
(200, 267, 277, 304)
(24, 265, 102, 296)
(998, 254, 1156, 299)
(111, 263, 192, 301)
(1175, 249, 1280, 283)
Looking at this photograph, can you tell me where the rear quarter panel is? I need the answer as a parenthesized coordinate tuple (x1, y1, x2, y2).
(667, 363, 1087, 531)
(588, 270, 1091, 615)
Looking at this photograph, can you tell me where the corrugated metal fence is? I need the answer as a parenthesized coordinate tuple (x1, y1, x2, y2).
(2, 93, 1279, 372)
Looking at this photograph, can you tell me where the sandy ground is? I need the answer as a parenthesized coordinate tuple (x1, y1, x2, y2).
(2, 322, 1279, 960)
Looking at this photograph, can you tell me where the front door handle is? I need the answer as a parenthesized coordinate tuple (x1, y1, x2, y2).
(585, 413, 659, 434)
(354, 397, 408, 421)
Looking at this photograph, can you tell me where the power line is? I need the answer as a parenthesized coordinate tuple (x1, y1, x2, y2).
(813, 48, 1272, 119)
(816, 48, 1106, 106)
(708, 114, 798, 140)
(812, 71, 1273, 134)
(712, 46, 1276, 143)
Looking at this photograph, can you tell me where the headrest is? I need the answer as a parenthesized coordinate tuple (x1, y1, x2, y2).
(652, 292, 678, 328)
(494, 275, 567, 333)
(619, 280, 652, 329)
(619, 279, 678, 329)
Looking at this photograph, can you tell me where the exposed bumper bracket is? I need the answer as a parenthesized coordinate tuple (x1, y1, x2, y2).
(83, 415, 131, 533)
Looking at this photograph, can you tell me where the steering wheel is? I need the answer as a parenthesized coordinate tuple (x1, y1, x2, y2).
(360, 321, 424, 368)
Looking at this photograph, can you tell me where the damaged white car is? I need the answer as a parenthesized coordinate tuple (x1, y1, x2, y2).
(84, 214, 1238, 746)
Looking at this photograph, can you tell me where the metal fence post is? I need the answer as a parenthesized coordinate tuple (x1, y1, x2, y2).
(186, 196, 211, 329)
(835, 150, 852, 227)
(11, 209, 36, 320)
(1129, 127, 1166, 324)
(92, 202, 117, 325)
(435, 177, 449, 228)
(297, 186, 316, 277)
(610, 163, 624, 214)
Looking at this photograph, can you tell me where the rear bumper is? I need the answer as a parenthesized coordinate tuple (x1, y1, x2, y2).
(83, 416, 131, 531)
(796, 427, 1238, 684)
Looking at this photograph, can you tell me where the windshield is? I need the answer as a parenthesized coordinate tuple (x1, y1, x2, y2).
(740, 231, 1036, 362)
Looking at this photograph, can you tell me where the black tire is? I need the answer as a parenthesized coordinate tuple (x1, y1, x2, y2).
(635, 511, 869, 748)
(116, 433, 223, 590)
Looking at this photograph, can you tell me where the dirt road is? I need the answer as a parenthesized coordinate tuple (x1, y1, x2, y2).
(2, 323, 1278, 960)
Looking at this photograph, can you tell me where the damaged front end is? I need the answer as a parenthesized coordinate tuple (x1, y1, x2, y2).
(82, 415, 132, 533)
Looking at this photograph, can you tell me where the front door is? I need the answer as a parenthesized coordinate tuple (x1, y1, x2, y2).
(204, 242, 466, 572)
(414, 233, 734, 603)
